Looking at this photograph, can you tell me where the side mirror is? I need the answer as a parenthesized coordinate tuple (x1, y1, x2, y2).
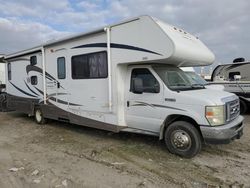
(132, 78, 143, 94)
(234, 75, 241, 81)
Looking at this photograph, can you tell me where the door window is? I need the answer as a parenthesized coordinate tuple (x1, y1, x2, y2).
(30, 56, 37, 66)
(130, 68, 159, 93)
(31, 76, 38, 85)
(57, 57, 66, 79)
(7, 63, 11, 80)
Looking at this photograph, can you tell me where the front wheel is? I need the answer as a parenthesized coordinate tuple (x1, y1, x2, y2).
(34, 108, 47, 124)
(164, 121, 202, 158)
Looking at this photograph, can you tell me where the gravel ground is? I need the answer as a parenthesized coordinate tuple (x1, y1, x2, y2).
(0, 112, 249, 188)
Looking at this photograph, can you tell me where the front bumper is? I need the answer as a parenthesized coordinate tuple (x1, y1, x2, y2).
(200, 115, 244, 144)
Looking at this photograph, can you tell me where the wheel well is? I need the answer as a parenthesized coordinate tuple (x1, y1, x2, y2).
(239, 97, 249, 104)
(159, 115, 203, 141)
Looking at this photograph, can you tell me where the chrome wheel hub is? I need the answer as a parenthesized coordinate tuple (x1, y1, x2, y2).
(171, 130, 191, 150)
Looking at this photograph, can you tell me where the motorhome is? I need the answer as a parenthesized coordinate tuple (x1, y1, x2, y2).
(211, 58, 250, 113)
(0, 16, 244, 158)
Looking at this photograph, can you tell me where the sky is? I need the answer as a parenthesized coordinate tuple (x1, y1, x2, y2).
(0, 0, 249, 70)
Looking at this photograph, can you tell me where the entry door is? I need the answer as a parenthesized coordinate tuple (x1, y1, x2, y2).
(126, 67, 164, 133)
(46, 49, 68, 107)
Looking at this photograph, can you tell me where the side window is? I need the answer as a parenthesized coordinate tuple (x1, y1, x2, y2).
(72, 55, 88, 79)
(229, 72, 240, 81)
(71, 51, 107, 79)
(57, 57, 66, 79)
(30, 56, 37, 66)
(7, 63, 11, 80)
(88, 52, 108, 78)
(131, 68, 160, 93)
(31, 76, 38, 85)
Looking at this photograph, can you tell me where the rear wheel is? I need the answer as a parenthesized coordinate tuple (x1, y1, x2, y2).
(240, 99, 248, 114)
(34, 108, 47, 124)
(164, 121, 202, 158)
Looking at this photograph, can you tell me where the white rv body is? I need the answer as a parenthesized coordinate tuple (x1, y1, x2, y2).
(0, 64, 4, 84)
(0, 16, 243, 157)
(0, 55, 5, 84)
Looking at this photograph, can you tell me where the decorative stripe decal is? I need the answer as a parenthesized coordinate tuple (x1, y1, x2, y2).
(9, 82, 37, 98)
(152, 104, 185, 111)
(132, 101, 155, 108)
(72, 43, 162, 56)
(39, 73, 53, 81)
(24, 81, 39, 96)
(35, 87, 81, 106)
(49, 98, 82, 106)
(29, 66, 65, 89)
(26, 65, 57, 82)
(47, 93, 68, 98)
(224, 64, 245, 72)
(129, 101, 185, 111)
(48, 97, 81, 106)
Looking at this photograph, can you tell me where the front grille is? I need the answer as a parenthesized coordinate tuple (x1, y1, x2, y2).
(226, 99, 240, 122)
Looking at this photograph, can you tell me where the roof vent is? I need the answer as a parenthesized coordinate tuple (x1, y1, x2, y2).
(233, 57, 245, 63)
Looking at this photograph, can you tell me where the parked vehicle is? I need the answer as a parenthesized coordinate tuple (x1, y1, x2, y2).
(0, 16, 244, 158)
(0, 81, 7, 111)
(211, 58, 250, 113)
(0, 55, 5, 85)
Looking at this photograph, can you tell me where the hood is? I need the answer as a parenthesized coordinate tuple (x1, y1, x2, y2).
(205, 84, 225, 91)
(176, 88, 237, 106)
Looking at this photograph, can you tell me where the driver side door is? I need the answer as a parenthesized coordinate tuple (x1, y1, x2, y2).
(125, 67, 164, 134)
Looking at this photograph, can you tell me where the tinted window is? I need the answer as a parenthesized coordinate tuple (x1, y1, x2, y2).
(71, 52, 107, 79)
(72, 55, 88, 79)
(131, 68, 159, 93)
(7, 63, 11, 80)
(30, 56, 37, 66)
(31, 76, 37, 85)
(57, 57, 66, 79)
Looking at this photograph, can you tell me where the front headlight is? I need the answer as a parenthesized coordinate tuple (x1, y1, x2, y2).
(205, 105, 226, 126)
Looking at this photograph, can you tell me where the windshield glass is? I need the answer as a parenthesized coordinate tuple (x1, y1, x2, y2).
(153, 66, 205, 91)
(185, 72, 207, 85)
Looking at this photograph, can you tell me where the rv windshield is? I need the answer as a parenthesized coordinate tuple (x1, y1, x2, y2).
(153, 66, 205, 91)
(185, 72, 207, 85)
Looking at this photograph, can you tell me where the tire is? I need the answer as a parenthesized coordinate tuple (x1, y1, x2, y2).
(34, 108, 47, 124)
(164, 121, 202, 158)
(240, 99, 248, 114)
(0, 94, 7, 111)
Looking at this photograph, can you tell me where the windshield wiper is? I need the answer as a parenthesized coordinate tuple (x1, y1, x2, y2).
(176, 84, 188, 86)
(191, 84, 205, 88)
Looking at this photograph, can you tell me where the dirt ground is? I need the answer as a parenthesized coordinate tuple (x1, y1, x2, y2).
(0, 112, 249, 188)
